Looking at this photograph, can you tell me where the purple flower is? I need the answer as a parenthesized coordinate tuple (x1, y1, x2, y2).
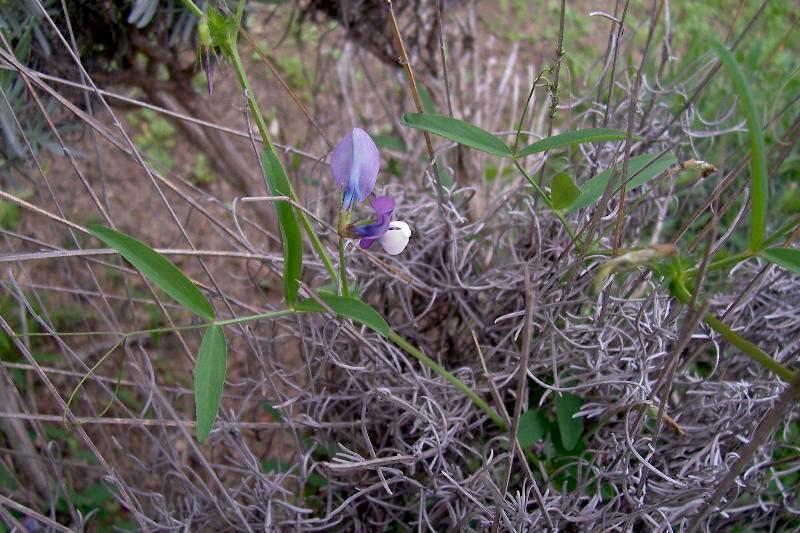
(349, 195, 394, 249)
(331, 128, 380, 210)
(347, 196, 412, 255)
(331, 128, 412, 254)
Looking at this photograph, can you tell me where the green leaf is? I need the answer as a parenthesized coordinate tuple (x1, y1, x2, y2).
(402, 113, 512, 157)
(373, 134, 406, 153)
(437, 163, 454, 187)
(195, 325, 227, 442)
(88, 225, 214, 320)
(416, 83, 437, 114)
(517, 408, 548, 447)
(761, 247, 800, 274)
(555, 393, 584, 451)
(262, 403, 285, 422)
(295, 295, 389, 337)
(516, 128, 634, 158)
(709, 40, 767, 251)
(262, 149, 303, 306)
(567, 152, 677, 213)
(551, 172, 581, 210)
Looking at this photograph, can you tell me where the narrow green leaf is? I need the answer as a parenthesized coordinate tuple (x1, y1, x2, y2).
(195, 325, 227, 442)
(551, 172, 581, 210)
(567, 152, 677, 212)
(709, 40, 767, 251)
(416, 83, 437, 114)
(437, 163, 454, 187)
(262, 149, 303, 306)
(516, 128, 635, 158)
(761, 247, 800, 274)
(295, 295, 389, 337)
(88, 225, 214, 320)
(373, 134, 407, 153)
(402, 113, 512, 157)
(555, 393, 584, 451)
(517, 408, 548, 448)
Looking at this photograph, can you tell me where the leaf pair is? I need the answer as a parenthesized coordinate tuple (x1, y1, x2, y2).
(89, 225, 389, 441)
(89, 225, 225, 443)
(567, 152, 678, 212)
(402, 112, 632, 159)
(402, 112, 665, 213)
(545, 152, 678, 213)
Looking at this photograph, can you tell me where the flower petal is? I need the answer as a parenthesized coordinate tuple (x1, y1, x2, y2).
(359, 237, 378, 249)
(330, 128, 380, 209)
(371, 195, 395, 215)
(379, 221, 411, 255)
(350, 212, 391, 239)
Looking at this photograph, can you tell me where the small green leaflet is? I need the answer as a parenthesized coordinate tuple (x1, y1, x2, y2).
(551, 172, 581, 210)
(262, 149, 303, 306)
(516, 128, 634, 158)
(555, 393, 584, 451)
(402, 113, 512, 157)
(761, 247, 800, 274)
(88, 225, 214, 320)
(517, 408, 548, 448)
(195, 325, 227, 443)
(295, 295, 389, 337)
(567, 152, 677, 212)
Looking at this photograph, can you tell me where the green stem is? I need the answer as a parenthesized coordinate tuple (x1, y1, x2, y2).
(178, 0, 204, 18)
(19, 309, 298, 340)
(682, 218, 800, 278)
(26, 304, 507, 430)
(683, 251, 753, 277)
(215, 309, 296, 327)
(388, 331, 507, 430)
(703, 314, 794, 381)
(671, 278, 795, 381)
(338, 237, 350, 297)
(227, 46, 338, 282)
(511, 72, 550, 156)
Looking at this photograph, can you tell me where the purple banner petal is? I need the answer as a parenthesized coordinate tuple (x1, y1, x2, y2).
(330, 128, 380, 209)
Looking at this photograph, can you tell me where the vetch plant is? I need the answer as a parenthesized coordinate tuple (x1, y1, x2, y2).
(75, 0, 506, 444)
